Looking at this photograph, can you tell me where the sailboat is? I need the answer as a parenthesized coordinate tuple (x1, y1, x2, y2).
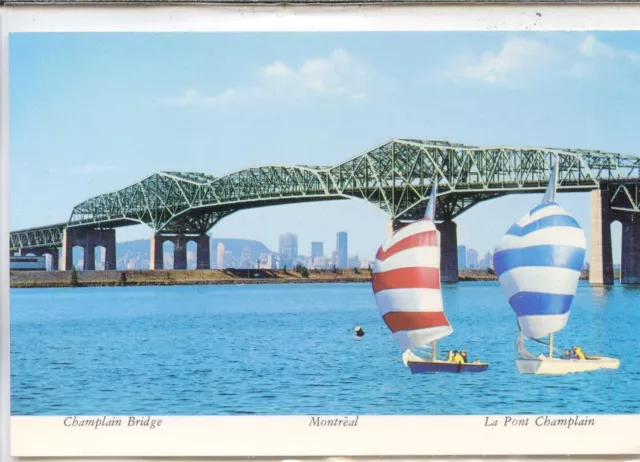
(494, 159, 620, 375)
(372, 180, 489, 374)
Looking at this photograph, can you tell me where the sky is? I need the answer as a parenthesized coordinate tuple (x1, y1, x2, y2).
(9, 32, 640, 262)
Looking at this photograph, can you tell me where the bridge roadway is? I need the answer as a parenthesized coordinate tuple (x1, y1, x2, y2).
(10, 139, 640, 284)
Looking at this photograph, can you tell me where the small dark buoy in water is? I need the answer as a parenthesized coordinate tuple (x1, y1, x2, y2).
(354, 326, 365, 337)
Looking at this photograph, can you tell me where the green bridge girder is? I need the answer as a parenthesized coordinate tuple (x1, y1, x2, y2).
(10, 223, 67, 252)
(10, 139, 640, 251)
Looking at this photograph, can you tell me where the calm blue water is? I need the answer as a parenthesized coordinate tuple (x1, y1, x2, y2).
(10, 281, 640, 415)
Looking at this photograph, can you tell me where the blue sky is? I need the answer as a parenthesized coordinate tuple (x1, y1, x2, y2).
(9, 32, 640, 261)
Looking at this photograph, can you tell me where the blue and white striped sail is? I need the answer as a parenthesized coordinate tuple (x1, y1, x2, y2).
(493, 161, 586, 339)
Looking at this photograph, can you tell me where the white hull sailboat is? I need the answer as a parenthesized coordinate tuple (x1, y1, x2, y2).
(515, 357, 620, 375)
(494, 158, 620, 376)
(372, 178, 489, 374)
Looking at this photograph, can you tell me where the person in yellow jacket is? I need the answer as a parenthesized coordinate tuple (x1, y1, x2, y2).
(573, 346, 586, 360)
(446, 350, 454, 362)
(452, 350, 464, 364)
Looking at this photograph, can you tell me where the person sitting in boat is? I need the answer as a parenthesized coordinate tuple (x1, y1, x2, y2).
(446, 350, 454, 362)
(452, 350, 464, 364)
(573, 346, 586, 360)
(461, 350, 469, 363)
(561, 349, 574, 360)
(354, 326, 364, 338)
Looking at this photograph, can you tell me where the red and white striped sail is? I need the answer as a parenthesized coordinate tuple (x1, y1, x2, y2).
(372, 218, 453, 351)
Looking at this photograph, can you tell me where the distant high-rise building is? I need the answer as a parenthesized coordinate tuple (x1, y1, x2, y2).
(467, 248, 479, 269)
(337, 232, 348, 269)
(239, 245, 253, 268)
(279, 233, 298, 267)
(216, 243, 225, 269)
(483, 251, 493, 269)
(223, 250, 233, 268)
(311, 242, 324, 260)
(457, 245, 467, 270)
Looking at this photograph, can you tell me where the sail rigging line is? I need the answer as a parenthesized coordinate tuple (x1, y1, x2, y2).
(518, 333, 564, 356)
(515, 333, 538, 360)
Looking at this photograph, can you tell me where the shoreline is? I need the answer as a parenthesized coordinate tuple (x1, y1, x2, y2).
(10, 277, 372, 289)
(10, 268, 372, 289)
(9, 269, 596, 289)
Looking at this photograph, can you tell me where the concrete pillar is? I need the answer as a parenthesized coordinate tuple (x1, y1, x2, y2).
(60, 227, 116, 271)
(620, 216, 640, 284)
(104, 237, 116, 270)
(150, 235, 164, 270)
(174, 235, 187, 270)
(84, 244, 96, 271)
(196, 234, 211, 270)
(61, 228, 73, 271)
(436, 220, 459, 283)
(50, 249, 60, 271)
(93, 229, 116, 271)
(589, 189, 614, 285)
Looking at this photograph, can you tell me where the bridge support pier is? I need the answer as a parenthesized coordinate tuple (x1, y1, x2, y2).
(589, 189, 614, 285)
(620, 216, 640, 284)
(84, 245, 96, 271)
(435, 220, 459, 283)
(61, 227, 116, 271)
(174, 235, 188, 270)
(196, 234, 210, 270)
(150, 233, 210, 270)
(150, 235, 164, 270)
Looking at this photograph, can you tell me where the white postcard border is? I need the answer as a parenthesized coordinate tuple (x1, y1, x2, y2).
(3, 4, 640, 459)
(1, 11, 12, 462)
(10, 415, 640, 457)
(4, 4, 640, 33)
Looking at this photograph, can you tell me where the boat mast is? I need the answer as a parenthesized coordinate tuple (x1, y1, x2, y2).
(543, 156, 559, 204)
(428, 178, 439, 364)
(425, 177, 438, 220)
(544, 158, 558, 360)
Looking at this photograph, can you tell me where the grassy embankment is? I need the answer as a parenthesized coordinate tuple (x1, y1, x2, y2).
(10, 268, 605, 289)
(10, 268, 370, 289)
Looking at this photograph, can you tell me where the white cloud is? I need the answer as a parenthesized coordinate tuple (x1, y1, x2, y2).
(158, 49, 375, 107)
(158, 87, 246, 108)
(445, 38, 561, 85)
(577, 35, 640, 63)
(435, 35, 640, 86)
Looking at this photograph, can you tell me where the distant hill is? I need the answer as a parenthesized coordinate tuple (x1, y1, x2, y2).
(210, 238, 271, 257)
(115, 237, 273, 270)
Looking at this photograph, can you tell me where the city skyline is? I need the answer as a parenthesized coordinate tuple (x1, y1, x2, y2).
(11, 32, 640, 264)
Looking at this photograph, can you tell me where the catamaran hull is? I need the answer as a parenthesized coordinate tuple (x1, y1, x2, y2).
(406, 360, 489, 374)
(515, 356, 620, 375)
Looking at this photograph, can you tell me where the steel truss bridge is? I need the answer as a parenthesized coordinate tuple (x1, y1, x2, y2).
(10, 138, 640, 252)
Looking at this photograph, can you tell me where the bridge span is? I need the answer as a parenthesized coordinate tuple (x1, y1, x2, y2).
(10, 139, 640, 284)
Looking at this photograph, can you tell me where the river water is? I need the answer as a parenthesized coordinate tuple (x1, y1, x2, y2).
(10, 282, 640, 415)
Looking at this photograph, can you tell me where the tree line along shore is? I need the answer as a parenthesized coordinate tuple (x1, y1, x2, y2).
(9, 268, 597, 289)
